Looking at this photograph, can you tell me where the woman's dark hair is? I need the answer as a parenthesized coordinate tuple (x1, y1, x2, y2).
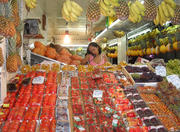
(86, 42, 102, 56)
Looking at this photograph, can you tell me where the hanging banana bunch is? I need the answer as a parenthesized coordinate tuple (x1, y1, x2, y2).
(154, 0, 176, 26)
(99, 0, 119, 17)
(62, 0, 83, 22)
(24, 0, 37, 9)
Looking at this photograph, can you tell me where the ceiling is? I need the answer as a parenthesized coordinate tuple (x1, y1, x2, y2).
(38, 0, 106, 45)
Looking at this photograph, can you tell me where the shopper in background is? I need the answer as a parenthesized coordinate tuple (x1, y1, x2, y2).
(81, 42, 108, 66)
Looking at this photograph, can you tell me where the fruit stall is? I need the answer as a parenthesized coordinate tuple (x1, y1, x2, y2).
(0, 0, 180, 132)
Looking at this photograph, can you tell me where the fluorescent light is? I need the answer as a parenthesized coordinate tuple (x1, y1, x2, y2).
(128, 28, 151, 39)
(109, 19, 120, 29)
(109, 42, 118, 47)
(61, 44, 88, 47)
(64, 35, 71, 44)
(92, 28, 107, 42)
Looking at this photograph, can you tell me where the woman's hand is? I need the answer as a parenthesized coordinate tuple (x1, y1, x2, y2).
(81, 54, 91, 65)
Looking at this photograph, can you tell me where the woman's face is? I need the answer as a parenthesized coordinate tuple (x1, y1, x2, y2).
(89, 46, 99, 56)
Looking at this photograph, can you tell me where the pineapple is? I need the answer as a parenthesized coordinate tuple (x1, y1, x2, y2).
(86, 1, 100, 22)
(6, 38, 19, 72)
(0, 16, 16, 37)
(11, 0, 20, 27)
(0, 47, 4, 67)
(171, 5, 180, 25)
(144, 0, 157, 21)
(16, 31, 22, 48)
(115, 0, 129, 20)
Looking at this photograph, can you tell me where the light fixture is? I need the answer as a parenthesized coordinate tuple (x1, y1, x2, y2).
(64, 30, 71, 44)
(109, 19, 121, 29)
(92, 28, 108, 42)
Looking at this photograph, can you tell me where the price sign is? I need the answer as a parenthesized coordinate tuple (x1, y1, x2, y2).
(155, 66, 166, 77)
(167, 75, 180, 89)
(3, 104, 9, 108)
(32, 76, 45, 84)
(74, 117, 81, 122)
(112, 119, 118, 127)
(93, 90, 103, 98)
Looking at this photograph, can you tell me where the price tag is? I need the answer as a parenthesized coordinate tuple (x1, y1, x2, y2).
(112, 119, 118, 127)
(78, 126, 85, 131)
(93, 90, 103, 98)
(105, 107, 111, 111)
(32, 76, 45, 84)
(167, 75, 180, 89)
(113, 114, 120, 119)
(155, 66, 166, 77)
(3, 104, 9, 108)
(74, 117, 81, 122)
(0, 112, 4, 115)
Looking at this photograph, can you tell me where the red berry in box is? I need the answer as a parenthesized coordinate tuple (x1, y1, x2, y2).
(71, 90, 81, 97)
(81, 84, 89, 89)
(72, 105, 83, 115)
(71, 97, 82, 105)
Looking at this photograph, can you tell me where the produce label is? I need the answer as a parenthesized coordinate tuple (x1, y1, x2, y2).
(93, 90, 103, 98)
(155, 66, 166, 77)
(74, 116, 81, 122)
(112, 119, 118, 127)
(0, 112, 4, 115)
(32, 76, 45, 84)
(167, 75, 180, 89)
(3, 104, 9, 108)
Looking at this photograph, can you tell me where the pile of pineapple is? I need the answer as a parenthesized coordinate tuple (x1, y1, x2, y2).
(0, 0, 23, 73)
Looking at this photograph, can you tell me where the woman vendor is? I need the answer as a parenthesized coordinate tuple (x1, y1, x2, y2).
(81, 42, 109, 66)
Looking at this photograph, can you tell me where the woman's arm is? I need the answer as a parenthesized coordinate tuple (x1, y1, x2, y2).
(103, 53, 109, 63)
(81, 54, 91, 65)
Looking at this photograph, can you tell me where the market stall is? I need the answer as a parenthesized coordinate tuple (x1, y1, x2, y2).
(0, 0, 180, 131)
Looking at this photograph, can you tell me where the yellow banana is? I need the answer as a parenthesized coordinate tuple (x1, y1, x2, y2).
(71, 1, 83, 13)
(164, 0, 176, 9)
(70, 12, 78, 22)
(111, 0, 120, 7)
(100, 0, 109, 12)
(62, 2, 70, 17)
(71, 5, 81, 16)
(166, 3, 175, 17)
(62, 9, 70, 22)
(65, 0, 72, 13)
(137, 15, 142, 23)
(158, 5, 166, 22)
(129, 15, 136, 23)
(100, 7, 108, 16)
(104, 0, 111, 6)
(131, 3, 140, 15)
(107, 7, 116, 17)
(161, 2, 170, 18)
(135, 0, 145, 11)
(156, 9, 160, 25)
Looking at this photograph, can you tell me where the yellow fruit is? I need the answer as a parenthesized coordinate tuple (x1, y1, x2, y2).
(155, 46, 160, 55)
(166, 43, 173, 52)
(160, 45, 167, 53)
(139, 50, 143, 56)
(173, 41, 179, 51)
(146, 48, 151, 55)
(151, 47, 156, 54)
